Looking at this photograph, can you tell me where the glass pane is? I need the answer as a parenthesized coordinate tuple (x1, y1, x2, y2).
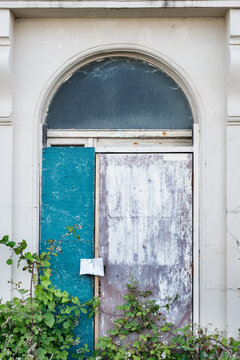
(46, 57, 193, 130)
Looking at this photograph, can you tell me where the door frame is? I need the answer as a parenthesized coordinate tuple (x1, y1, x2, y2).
(44, 123, 199, 343)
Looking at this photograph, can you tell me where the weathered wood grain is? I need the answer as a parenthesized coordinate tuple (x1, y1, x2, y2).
(99, 153, 192, 336)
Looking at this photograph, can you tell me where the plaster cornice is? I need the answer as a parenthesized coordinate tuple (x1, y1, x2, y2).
(0, 0, 239, 7)
(1, 0, 240, 18)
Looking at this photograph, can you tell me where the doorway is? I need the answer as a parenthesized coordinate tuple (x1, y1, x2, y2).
(97, 152, 193, 336)
(41, 54, 196, 350)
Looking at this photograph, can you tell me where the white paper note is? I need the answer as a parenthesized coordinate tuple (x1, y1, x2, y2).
(80, 258, 104, 277)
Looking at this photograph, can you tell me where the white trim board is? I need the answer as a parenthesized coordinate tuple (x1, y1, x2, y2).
(47, 129, 192, 139)
(95, 146, 194, 153)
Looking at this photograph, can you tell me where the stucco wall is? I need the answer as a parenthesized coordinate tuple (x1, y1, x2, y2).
(1, 16, 230, 333)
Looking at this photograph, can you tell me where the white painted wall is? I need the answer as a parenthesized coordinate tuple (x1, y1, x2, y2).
(0, 124, 12, 302)
(227, 125, 240, 337)
(0, 9, 13, 302)
(226, 10, 240, 337)
(0, 11, 235, 334)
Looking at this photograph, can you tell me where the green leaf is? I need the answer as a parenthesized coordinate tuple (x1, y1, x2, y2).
(6, 258, 13, 265)
(55, 289, 62, 297)
(21, 240, 27, 249)
(62, 296, 69, 303)
(25, 252, 34, 263)
(7, 241, 16, 248)
(63, 320, 70, 329)
(74, 309, 80, 316)
(36, 348, 47, 360)
(20, 326, 27, 334)
(1, 235, 9, 244)
(44, 313, 55, 328)
(222, 338, 228, 347)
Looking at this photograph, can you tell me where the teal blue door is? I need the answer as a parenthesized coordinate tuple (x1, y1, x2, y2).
(41, 147, 95, 353)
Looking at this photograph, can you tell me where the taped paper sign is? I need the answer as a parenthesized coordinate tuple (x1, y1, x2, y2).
(80, 258, 104, 277)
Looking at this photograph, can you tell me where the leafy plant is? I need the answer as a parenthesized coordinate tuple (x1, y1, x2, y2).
(1, 232, 240, 360)
(0, 232, 90, 360)
(171, 326, 240, 360)
(88, 281, 240, 360)
(89, 280, 178, 360)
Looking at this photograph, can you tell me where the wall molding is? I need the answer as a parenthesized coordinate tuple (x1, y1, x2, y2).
(0, 2, 238, 20)
(227, 116, 240, 125)
(35, 43, 204, 129)
(226, 10, 240, 118)
(0, 10, 14, 123)
(0, 121, 13, 126)
(1, 0, 240, 10)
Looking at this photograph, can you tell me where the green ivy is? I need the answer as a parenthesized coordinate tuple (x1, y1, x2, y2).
(88, 281, 240, 360)
(1, 233, 240, 360)
(0, 233, 92, 360)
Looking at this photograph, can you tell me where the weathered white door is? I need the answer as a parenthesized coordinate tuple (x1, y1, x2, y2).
(98, 153, 193, 336)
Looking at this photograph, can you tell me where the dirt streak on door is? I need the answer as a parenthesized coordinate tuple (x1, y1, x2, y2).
(98, 153, 193, 336)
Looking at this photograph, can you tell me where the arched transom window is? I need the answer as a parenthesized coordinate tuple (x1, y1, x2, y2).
(46, 57, 193, 131)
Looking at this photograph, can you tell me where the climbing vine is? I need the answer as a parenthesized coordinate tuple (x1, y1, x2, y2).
(0, 233, 90, 360)
(89, 281, 240, 360)
(0, 233, 240, 359)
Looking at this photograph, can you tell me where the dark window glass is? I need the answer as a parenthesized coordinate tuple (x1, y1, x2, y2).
(46, 57, 193, 130)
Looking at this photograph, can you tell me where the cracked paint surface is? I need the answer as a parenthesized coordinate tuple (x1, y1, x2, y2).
(99, 153, 192, 336)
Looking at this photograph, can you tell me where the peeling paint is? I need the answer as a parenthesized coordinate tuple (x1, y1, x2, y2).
(99, 153, 193, 335)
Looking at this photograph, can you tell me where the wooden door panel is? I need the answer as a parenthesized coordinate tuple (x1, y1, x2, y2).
(98, 153, 192, 336)
(41, 147, 95, 351)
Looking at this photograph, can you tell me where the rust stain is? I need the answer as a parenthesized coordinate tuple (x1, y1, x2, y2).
(133, 142, 139, 145)
(163, 131, 167, 136)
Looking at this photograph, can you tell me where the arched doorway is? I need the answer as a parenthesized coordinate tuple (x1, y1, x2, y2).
(41, 56, 194, 351)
